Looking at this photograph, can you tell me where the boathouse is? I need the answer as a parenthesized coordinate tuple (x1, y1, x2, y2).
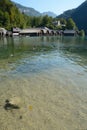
(40, 27, 56, 36)
(63, 30, 76, 36)
(0, 28, 7, 36)
(19, 28, 41, 36)
(12, 27, 21, 36)
(40, 27, 50, 35)
(19, 27, 53, 36)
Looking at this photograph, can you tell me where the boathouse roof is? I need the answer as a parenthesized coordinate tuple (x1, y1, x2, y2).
(0, 28, 7, 34)
(63, 30, 76, 34)
(20, 28, 41, 34)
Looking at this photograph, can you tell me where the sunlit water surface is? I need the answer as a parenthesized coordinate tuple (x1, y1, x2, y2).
(0, 36, 87, 130)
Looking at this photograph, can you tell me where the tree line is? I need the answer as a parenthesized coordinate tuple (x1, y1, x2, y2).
(0, 0, 85, 36)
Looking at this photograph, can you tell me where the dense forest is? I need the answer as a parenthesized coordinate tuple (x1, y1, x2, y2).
(0, 0, 27, 29)
(0, 0, 78, 31)
(57, 0, 87, 32)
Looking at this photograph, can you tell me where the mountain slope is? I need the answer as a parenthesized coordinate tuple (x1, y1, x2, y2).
(57, 9, 75, 19)
(13, 1, 56, 17)
(13, 2, 41, 16)
(57, 0, 87, 31)
(71, 0, 87, 30)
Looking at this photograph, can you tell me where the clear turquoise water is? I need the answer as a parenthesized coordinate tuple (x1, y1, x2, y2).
(0, 36, 87, 76)
(0, 36, 87, 130)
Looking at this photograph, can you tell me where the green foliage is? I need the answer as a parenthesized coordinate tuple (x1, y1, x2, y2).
(59, 18, 67, 25)
(66, 18, 77, 30)
(0, 0, 26, 29)
(79, 30, 85, 37)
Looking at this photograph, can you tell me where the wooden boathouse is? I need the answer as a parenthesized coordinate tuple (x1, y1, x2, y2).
(63, 30, 77, 36)
(19, 28, 41, 36)
(0, 28, 7, 36)
(19, 27, 56, 36)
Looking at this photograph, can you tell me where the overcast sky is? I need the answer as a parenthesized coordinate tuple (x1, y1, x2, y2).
(12, 0, 85, 15)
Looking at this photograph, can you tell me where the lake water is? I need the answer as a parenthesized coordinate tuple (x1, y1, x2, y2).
(0, 36, 87, 130)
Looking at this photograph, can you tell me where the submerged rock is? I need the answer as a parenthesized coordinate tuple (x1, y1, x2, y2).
(4, 99, 20, 110)
(19, 115, 22, 119)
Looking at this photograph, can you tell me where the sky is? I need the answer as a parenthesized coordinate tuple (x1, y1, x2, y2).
(12, 0, 85, 15)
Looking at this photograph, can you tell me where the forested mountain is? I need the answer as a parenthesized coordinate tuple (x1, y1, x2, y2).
(13, 1, 57, 17)
(13, 2, 41, 16)
(57, 0, 87, 31)
(71, 0, 87, 31)
(57, 9, 75, 19)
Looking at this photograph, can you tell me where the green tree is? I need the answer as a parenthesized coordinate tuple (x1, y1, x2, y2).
(41, 15, 51, 27)
(0, 10, 4, 26)
(79, 30, 85, 37)
(4, 12, 10, 29)
(66, 18, 77, 29)
(60, 18, 67, 25)
(0, 0, 27, 29)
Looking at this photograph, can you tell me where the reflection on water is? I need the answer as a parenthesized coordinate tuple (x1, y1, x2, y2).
(0, 36, 87, 73)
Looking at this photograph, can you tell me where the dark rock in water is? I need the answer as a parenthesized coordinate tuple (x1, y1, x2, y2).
(5, 99, 9, 103)
(4, 99, 20, 110)
(19, 115, 22, 119)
